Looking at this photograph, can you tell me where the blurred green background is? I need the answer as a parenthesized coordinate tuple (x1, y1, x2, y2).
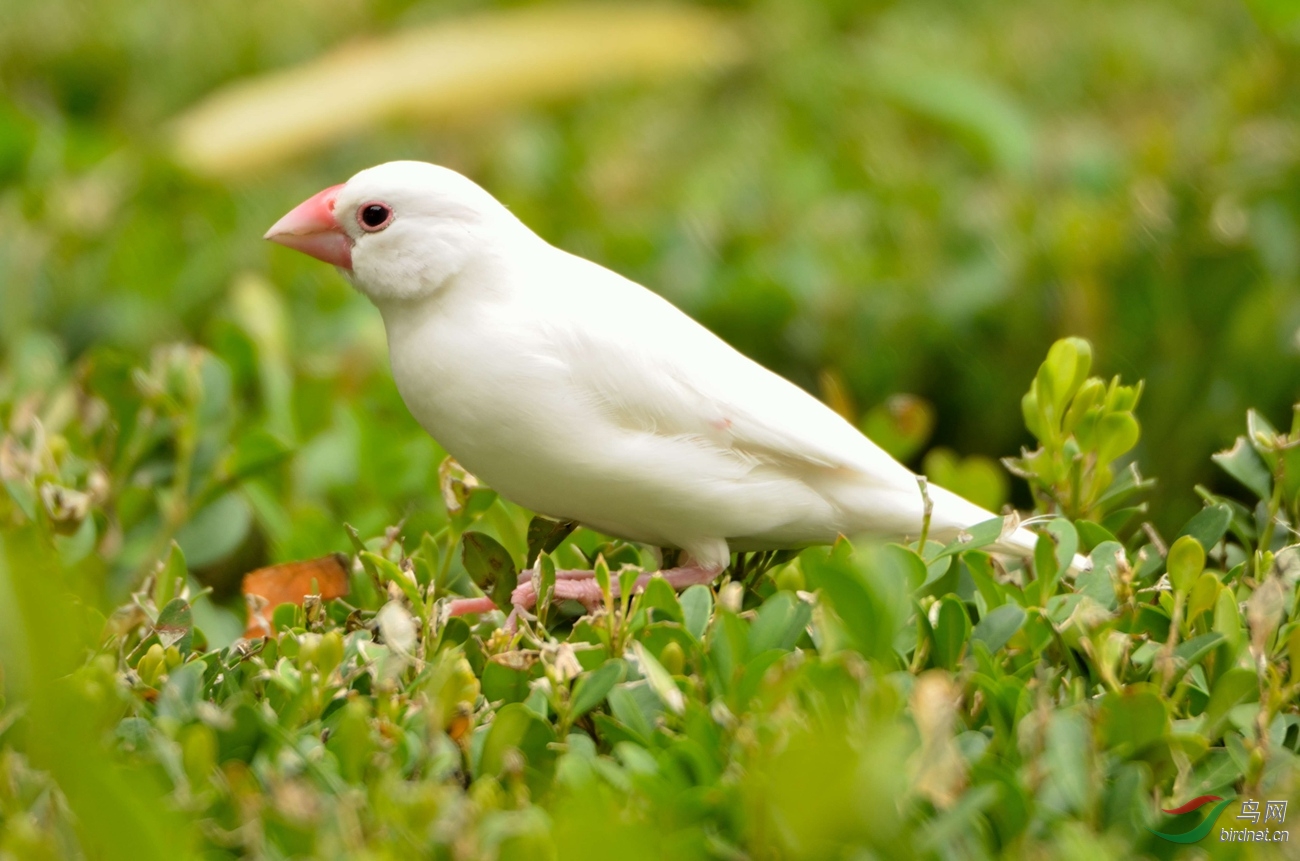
(3, 0, 1299, 592)
(3, 3, 1300, 858)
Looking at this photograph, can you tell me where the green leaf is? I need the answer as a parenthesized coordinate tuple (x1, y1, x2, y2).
(1044, 711, 1091, 814)
(1290, 626, 1300, 686)
(1172, 632, 1226, 685)
(1033, 531, 1059, 603)
(632, 641, 684, 714)
(154, 541, 187, 610)
(569, 659, 627, 718)
(1166, 535, 1205, 595)
(606, 683, 657, 741)
(1100, 505, 1145, 536)
(747, 591, 812, 654)
(707, 610, 749, 697)
(593, 554, 610, 604)
(525, 516, 576, 566)
(589, 541, 642, 571)
(918, 554, 953, 593)
(1077, 541, 1121, 610)
(360, 551, 421, 609)
(971, 603, 1026, 654)
(155, 598, 193, 655)
(326, 699, 372, 783)
(735, 648, 786, 710)
(933, 516, 1006, 560)
(481, 659, 538, 705)
(344, 522, 368, 555)
(886, 543, 929, 592)
(638, 575, 683, 623)
(1199, 668, 1259, 740)
(1212, 437, 1272, 500)
(931, 596, 971, 670)
(1021, 389, 1045, 442)
(538, 553, 558, 617)
(461, 531, 515, 588)
(1044, 338, 1093, 418)
(1214, 588, 1244, 654)
(461, 531, 517, 609)
(802, 543, 898, 662)
(1134, 605, 1171, 642)
(270, 601, 300, 633)
(1096, 412, 1140, 464)
(965, 552, 1006, 610)
(680, 585, 713, 641)
(617, 566, 639, 606)
(1176, 504, 1232, 551)
(1187, 572, 1220, 625)
(523, 685, 549, 719)
(1097, 685, 1168, 755)
(1075, 520, 1117, 553)
(157, 659, 206, 723)
(1046, 518, 1079, 577)
(479, 703, 557, 796)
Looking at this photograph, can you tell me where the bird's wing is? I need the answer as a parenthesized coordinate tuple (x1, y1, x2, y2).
(522, 250, 1041, 552)
(544, 257, 917, 491)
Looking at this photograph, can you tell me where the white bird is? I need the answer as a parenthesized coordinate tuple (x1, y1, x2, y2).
(265, 161, 1049, 615)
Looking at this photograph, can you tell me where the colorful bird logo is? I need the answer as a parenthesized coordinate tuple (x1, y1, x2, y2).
(1149, 795, 1235, 844)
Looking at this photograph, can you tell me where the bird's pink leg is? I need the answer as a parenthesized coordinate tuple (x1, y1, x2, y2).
(445, 563, 722, 617)
(508, 563, 723, 612)
(445, 570, 628, 616)
(446, 596, 498, 616)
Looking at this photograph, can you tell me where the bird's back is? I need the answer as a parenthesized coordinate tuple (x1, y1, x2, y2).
(505, 246, 1004, 546)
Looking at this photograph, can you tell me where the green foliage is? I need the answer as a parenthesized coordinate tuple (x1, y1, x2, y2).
(3, 0, 1300, 851)
(1005, 337, 1149, 522)
(2, 337, 1298, 858)
(3, 0, 1300, 535)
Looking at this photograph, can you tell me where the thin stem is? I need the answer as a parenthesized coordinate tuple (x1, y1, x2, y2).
(917, 476, 933, 550)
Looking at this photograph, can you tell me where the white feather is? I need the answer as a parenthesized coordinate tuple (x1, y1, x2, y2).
(329, 161, 1057, 571)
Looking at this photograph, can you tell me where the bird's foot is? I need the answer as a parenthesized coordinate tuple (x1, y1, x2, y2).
(444, 563, 723, 618)
(508, 563, 724, 612)
(445, 596, 499, 616)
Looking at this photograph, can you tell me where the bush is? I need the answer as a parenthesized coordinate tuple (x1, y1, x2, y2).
(1, 338, 1296, 859)
(3, 0, 1300, 535)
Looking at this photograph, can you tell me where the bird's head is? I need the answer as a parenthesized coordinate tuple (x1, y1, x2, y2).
(265, 161, 524, 304)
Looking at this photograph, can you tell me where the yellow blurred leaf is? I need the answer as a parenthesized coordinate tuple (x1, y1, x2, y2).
(172, 4, 746, 176)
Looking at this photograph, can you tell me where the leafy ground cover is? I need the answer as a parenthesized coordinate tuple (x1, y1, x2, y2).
(1, 337, 1297, 859)
(4, 0, 1300, 535)
(4, 0, 1300, 856)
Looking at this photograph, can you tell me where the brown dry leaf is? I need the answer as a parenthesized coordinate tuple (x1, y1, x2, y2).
(172, 3, 746, 176)
(242, 554, 350, 638)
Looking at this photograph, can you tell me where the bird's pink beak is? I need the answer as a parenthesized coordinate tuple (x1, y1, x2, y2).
(264, 184, 352, 270)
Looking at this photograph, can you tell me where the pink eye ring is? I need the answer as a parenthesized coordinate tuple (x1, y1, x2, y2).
(358, 202, 393, 231)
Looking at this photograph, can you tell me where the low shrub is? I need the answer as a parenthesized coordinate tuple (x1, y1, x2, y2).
(0, 338, 1296, 859)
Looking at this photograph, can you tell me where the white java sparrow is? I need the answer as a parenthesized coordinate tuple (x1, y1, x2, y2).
(265, 161, 1049, 615)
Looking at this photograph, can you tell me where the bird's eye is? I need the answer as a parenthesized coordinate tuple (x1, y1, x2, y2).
(358, 202, 393, 232)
